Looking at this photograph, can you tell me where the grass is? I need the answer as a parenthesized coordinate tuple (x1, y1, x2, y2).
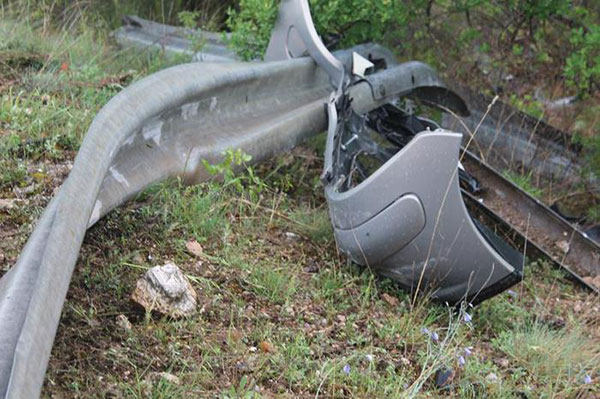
(502, 170, 545, 199)
(0, 5, 599, 399)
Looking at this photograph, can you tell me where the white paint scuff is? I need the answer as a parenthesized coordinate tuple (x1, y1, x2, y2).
(109, 166, 130, 187)
(142, 119, 164, 145)
(181, 102, 199, 120)
(88, 200, 102, 227)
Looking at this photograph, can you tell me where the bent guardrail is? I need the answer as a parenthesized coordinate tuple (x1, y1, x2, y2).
(0, 37, 468, 397)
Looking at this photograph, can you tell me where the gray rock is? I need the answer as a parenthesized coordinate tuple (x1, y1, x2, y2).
(132, 263, 197, 317)
(148, 372, 180, 385)
(486, 372, 500, 383)
(0, 198, 17, 210)
(115, 314, 132, 331)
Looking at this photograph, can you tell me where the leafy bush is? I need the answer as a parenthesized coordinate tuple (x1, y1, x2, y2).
(502, 170, 544, 198)
(225, 0, 279, 61)
(565, 24, 600, 94)
(517, 0, 570, 21)
(225, 0, 417, 61)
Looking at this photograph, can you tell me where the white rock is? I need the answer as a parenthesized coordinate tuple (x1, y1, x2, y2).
(486, 372, 499, 383)
(556, 240, 570, 253)
(132, 263, 197, 317)
(149, 372, 180, 385)
(284, 231, 299, 241)
(0, 198, 17, 210)
(116, 314, 132, 331)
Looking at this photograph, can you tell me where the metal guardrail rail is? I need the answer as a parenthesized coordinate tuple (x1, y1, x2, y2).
(462, 151, 599, 292)
(0, 38, 466, 397)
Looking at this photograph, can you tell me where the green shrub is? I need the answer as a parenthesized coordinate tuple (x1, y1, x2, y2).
(517, 0, 570, 21)
(565, 24, 600, 94)
(225, 0, 279, 61)
(225, 0, 417, 61)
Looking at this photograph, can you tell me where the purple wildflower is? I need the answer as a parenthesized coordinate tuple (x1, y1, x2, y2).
(583, 374, 592, 384)
(458, 355, 466, 367)
(421, 327, 430, 335)
(431, 332, 439, 342)
(463, 312, 472, 323)
(464, 347, 472, 357)
(343, 364, 351, 375)
(507, 290, 518, 298)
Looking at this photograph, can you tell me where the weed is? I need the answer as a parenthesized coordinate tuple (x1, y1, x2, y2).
(507, 93, 545, 119)
(203, 149, 266, 202)
(222, 375, 259, 399)
(502, 169, 545, 198)
(493, 323, 598, 397)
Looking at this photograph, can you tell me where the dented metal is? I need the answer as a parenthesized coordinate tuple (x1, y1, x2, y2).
(323, 101, 523, 304)
(0, 36, 462, 399)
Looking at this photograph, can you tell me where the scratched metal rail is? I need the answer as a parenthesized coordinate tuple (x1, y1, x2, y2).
(462, 151, 599, 291)
(446, 85, 593, 186)
(443, 87, 599, 287)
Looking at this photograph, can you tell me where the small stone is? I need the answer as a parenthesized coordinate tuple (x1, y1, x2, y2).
(133, 253, 145, 264)
(284, 232, 299, 241)
(0, 198, 17, 210)
(434, 367, 455, 388)
(259, 341, 276, 353)
(185, 240, 203, 258)
(235, 360, 250, 371)
(495, 357, 510, 368)
(148, 372, 180, 385)
(304, 264, 319, 273)
(131, 263, 197, 317)
(556, 240, 570, 253)
(486, 372, 499, 383)
(115, 314, 132, 331)
(381, 293, 399, 307)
